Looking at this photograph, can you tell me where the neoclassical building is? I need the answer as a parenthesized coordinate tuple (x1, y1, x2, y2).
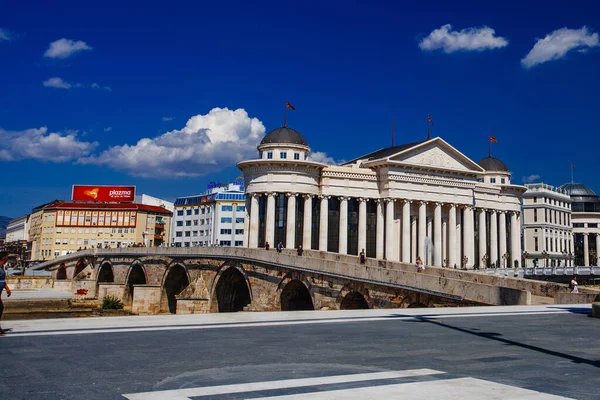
(238, 126, 526, 269)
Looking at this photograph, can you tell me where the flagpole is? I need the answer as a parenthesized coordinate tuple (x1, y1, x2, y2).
(571, 164, 574, 183)
(283, 101, 287, 127)
(392, 114, 395, 147)
(427, 116, 431, 140)
(488, 140, 491, 157)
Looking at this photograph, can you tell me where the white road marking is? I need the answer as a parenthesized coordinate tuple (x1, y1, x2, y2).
(122, 369, 446, 400)
(253, 377, 571, 400)
(1, 310, 575, 337)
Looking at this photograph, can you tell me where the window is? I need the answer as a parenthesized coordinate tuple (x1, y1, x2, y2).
(184, 242, 190, 247)
(235, 241, 244, 246)
(124, 228, 129, 234)
(280, 152, 287, 159)
(267, 152, 273, 159)
(56, 227, 62, 233)
(535, 237, 539, 251)
(294, 153, 300, 160)
(177, 210, 184, 216)
(235, 229, 244, 235)
(501, 178, 506, 184)
(194, 208, 199, 215)
(55, 238, 61, 245)
(177, 221, 183, 227)
(185, 231, 191, 237)
(221, 217, 232, 223)
(70, 239, 75, 245)
(85, 215, 91, 223)
(192, 231, 198, 236)
(235, 217, 244, 223)
(490, 178, 496, 183)
(186, 209, 192, 215)
(176, 231, 183, 237)
(118, 228, 123, 233)
(236, 205, 245, 212)
(130, 228, 135, 234)
(193, 220, 198, 225)
(186, 221, 192, 226)
(533, 209, 537, 222)
(222, 205, 233, 212)
(533, 197, 537, 203)
(220, 241, 231, 246)
(220, 229, 232, 234)
(112, 228, 116, 233)
(63, 238, 68, 245)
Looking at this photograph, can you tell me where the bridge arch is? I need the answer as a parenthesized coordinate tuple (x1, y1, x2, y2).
(279, 275, 314, 311)
(73, 259, 88, 280)
(97, 262, 114, 284)
(126, 261, 147, 301)
(56, 263, 67, 280)
(211, 264, 252, 313)
(162, 263, 190, 314)
(340, 291, 370, 310)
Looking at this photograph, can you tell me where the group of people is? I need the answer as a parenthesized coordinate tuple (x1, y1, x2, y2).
(263, 241, 367, 264)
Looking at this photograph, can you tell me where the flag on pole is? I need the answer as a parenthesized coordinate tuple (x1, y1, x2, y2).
(427, 114, 434, 125)
(571, 163, 575, 169)
(489, 136, 498, 143)
(285, 101, 296, 111)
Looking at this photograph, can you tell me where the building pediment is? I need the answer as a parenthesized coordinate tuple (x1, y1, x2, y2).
(366, 138, 485, 174)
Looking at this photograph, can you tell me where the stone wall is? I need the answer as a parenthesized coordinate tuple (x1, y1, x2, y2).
(131, 285, 162, 314)
(6, 276, 54, 289)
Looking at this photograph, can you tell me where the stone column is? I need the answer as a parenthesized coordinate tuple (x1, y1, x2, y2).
(596, 234, 600, 266)
(584, 233, 589, 266)
(418, 201, 427, 263)
(376, 200, 384, 259)
(286, 193, 296, 250)
(478, 208, 487, 268)
(249, 193, 260, 248)
(570, 234, 575, 266)
(434, 202, 442, 267)
(401, 200, 411, 263)
(302, 195, 312, 249)
(265, 193, 276, 247)
(385, 199, 395, 260)
(411, 216, 417, 263)
(489, 210, 498, 268)
(319, 196, 329, 252)
(338, 197, 348, 255)
(499, 211, 507, 267)
(243, 198, 250, 247)
(358, 198, 367, 253)
(448, 204, 457, 268)
(463, 206, 474, 269)
(442, 219, 447, 265)
(456, 207, 462, 267)
(510, 212, 521, 268)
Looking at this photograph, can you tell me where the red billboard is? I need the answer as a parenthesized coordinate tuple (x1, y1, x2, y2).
(72, 185, 136, 203)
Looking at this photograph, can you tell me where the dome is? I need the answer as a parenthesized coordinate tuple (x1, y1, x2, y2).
(477, 156, 509, 172)
(557, 182, 596, 196)
(260, 126, 308, 146)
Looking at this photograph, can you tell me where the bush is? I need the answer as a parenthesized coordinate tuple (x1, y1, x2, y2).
(101, 295, 124, 310)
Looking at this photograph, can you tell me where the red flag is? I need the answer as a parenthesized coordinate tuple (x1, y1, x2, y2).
(285, 101, 296, 111)
(427, 114, 433, 124)
(572, 164, 575, 169)
(489, 136, 498, 143)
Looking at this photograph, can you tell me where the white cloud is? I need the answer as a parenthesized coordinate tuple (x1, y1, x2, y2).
(43, 77, 72, 89)
(91, 83, 112, 91)
(522, 174, 541, 183)
(308, 151, 338, 165)
(419, 24, 508, 53)
(104, 127, 112, 132)
(0, 28, 13, 42)
(44, 38, 92, 59)
(0, 127, 98, 162)
(162, 116, 175, 121)
(521, 26, 599, 68)
(80, 107, 265, 178)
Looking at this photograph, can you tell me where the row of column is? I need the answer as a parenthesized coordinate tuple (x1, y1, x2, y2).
(248, 193, 521, 268)
(582, 233, 600, 267)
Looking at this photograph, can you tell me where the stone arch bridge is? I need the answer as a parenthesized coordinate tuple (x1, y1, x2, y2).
(34, 247, 535, 315)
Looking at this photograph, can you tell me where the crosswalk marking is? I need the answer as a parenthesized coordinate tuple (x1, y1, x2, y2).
(122, 369, 445, 400)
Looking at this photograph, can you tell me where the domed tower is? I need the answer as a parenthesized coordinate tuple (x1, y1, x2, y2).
(477, 155, 511, 185)
(257, 126, 311, 161)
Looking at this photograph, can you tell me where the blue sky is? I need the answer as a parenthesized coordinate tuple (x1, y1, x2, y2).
(1, 0, 599, 217)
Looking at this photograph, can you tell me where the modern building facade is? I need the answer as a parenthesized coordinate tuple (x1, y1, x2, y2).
(28, 201, 172, 260)
(522, 183, 573, 267)
(171, 182, 246, 247)
(238, 125, 526, 269)
(5, 214, 30, 243)
(557, 182, 600, 266)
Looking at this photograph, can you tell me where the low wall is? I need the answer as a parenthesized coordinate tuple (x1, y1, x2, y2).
(6, 276, 54, 290)
(554, 292, 600, 304)
(72, 280, 97, 299)
(97, 283, 127, 305)
(131, 285, 162, 315)
(175, 298, 209, 314)
(53, 280, 74, 292)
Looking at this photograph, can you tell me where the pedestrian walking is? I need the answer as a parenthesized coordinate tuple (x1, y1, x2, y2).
(570, 276, 579, 293)
(265, 242, 270, 251)
(359, 249, 366, 265)
(277, 242, 283, 253)
(297, 245, 303, 256)
(0, 251, 12, 334)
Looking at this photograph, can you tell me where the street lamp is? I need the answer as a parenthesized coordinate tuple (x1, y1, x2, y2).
(502, 253, 509, 268)
(481, 253, 488, 270)
(522, 251, 529, 268)
(542, 250, 549, 267)
(462, 255, 468, 270)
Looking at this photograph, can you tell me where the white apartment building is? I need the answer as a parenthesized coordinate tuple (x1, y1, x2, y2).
(522, 183, 573, 267)
(172, 183, 246, 247)
(5, 214, 30, 243)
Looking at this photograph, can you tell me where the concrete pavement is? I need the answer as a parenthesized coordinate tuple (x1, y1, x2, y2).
(1, 305, 598, 399)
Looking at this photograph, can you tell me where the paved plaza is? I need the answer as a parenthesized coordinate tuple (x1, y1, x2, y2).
(1, 305, 598, 399)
